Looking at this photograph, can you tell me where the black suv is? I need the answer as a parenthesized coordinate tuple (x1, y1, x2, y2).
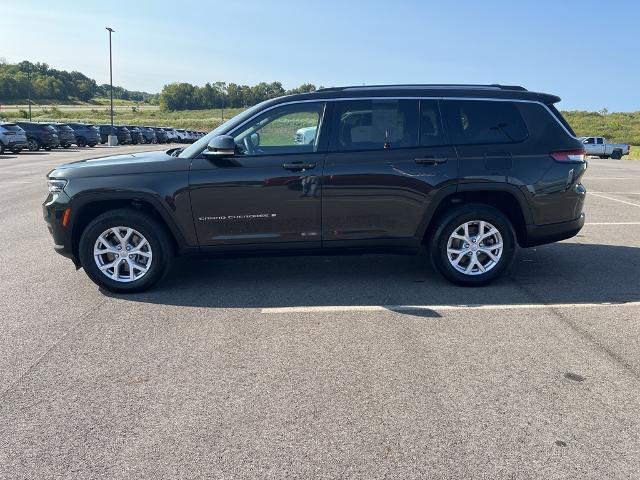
(44, 85, 587, 292)
(67, 123, 100, 147)
(16, 122, 60, 151)
(46, 123, 76, 148)
(126, 126, 143, 144)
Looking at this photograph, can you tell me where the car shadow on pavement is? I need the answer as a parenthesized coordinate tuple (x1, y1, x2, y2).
(103, 242, 640, 309)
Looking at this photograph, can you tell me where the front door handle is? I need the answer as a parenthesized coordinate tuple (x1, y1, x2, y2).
(414, 156, 447, 165)
(282, 162, 316, 171)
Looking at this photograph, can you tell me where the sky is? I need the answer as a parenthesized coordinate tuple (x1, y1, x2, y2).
(4, 0, 640, 111)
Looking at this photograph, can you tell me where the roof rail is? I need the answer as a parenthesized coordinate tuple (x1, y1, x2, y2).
(316, 84, 528, 92)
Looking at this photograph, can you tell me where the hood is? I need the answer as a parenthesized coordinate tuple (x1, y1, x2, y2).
(48, 149, 186, 180)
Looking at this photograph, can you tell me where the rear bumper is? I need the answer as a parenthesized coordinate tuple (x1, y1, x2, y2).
(5, 140, 28, 149)
(523, 213, 585, 247)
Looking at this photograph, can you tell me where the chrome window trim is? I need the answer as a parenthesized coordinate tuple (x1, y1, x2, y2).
(227, 96, 577, 140)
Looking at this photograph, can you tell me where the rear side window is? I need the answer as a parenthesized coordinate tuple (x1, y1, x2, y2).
(0, 124, 23, 132)
(332, 99, 418, 151)
(441, 100, 528, 145)
(419, 100, 448, 146)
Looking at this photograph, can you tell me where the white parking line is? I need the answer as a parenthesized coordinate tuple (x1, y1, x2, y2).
(591, 192, 640, 195)
(261, 301, 640, 314)
(586, 178, 639, 180)
(585, 222, 640, 225)
(589, 193, 640, 207)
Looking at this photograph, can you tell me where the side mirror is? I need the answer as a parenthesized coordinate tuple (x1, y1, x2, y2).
(203, 135, 235, 158)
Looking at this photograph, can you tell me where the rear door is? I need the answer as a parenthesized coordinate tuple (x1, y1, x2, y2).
(189, 101, 328, 248)
(321, 98, 458, 245)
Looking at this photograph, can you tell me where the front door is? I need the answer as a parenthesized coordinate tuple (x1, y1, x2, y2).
(189, 101, 327, 247)
(321, 98, 458, 245)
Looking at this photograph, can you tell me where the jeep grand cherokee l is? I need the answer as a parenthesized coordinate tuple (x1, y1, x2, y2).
(43, 84, 587, 292)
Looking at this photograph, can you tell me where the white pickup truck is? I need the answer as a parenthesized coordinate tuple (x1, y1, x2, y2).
(579, 136, 630, 159)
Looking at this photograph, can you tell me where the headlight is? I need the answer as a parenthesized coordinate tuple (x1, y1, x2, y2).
(47, 179, 68, 193)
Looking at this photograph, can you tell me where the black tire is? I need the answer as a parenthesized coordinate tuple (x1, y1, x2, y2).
(12, 148, 22, 154)
(599, 155, 608, 159)
(430, 204, 515, 286)
(27, 138, 39, 152)
(0, 143, 4, 154)
(88, 143, 97, 147)
(611, 149, 623, 160)
(77, 137, 87, 147)
(79, 209, 172, 293)
(44, 146, 52, 151)
(63, 144, 70, 149)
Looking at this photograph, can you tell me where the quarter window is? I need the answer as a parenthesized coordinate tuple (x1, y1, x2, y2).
(441, 100, 528, 145)
(233, 102, 325, 156)
(332, 99, 418, 151)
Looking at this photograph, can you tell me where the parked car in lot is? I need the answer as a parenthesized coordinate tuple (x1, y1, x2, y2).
(166, 128, 181, 143)
(138, 126, 158, 144)
(115, 126, 133, 144)
(0, 123, 29, 154)
(16, 122, 59, 151)
(66, 123, 100, 147)
(46, 123, 76, 149)
(44, 84, 588, 292)
(97, 124, 115, 144)
(126, 126, 143, 145)
(579, 136, 630, 159)
(152, 127, 169, 143)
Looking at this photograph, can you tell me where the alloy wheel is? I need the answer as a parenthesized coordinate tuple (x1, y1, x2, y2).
(93, 226, 153, 283)
(446, 220, 503, 275)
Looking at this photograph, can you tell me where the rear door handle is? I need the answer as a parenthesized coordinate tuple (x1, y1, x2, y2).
(282, 162, 316, 171)
(414, 156, 447, 165)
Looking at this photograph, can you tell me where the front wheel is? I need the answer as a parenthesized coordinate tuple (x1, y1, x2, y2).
(76, 138, 87, 147)
(430, 204, 515, 286)
(12, 148, 22, 154)
(79, 209, 172, 293)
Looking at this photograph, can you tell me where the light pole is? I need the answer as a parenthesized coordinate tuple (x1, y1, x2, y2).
(106, 27, 117, 146)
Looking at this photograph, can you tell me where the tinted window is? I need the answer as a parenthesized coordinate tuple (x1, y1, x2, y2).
(232, 102, 325, 156)
(441, 100, 528, 145)
(584, 137, 595, 144)
(419, 100, 447, 146)
(596, 137, 604, 144)
(0, 124, 23, 132)
(332, 99, 418, 151)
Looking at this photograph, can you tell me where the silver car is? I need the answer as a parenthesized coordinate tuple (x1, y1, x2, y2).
(0, 123, 29, 154)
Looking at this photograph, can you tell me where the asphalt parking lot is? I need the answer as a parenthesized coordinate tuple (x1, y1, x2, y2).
(0, 146, 639, 479)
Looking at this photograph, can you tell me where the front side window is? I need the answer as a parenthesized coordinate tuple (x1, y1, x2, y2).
(596, 137, 604, 144)
(332, 99, 418, 151)
(232, 102, 325, 156)
(584, 137, 595, 144)
(441, 100, 528, 145)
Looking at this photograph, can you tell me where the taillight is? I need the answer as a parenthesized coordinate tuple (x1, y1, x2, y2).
(551, 149, 586, 162)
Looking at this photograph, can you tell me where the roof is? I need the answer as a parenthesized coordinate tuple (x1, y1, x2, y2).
(275, 84, 561, 105)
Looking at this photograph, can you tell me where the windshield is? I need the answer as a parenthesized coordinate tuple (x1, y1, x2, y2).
(178, 100, 271, 159)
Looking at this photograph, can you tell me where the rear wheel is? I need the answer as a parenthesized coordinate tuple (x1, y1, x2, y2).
(430, 204, 515, 286)
(611, 149, 623, 160)
(77, 137, 87, 147)
(44, 146, 52, 151)
(12, 148, 22, 154)
(28, 139, 39, 151)
(79, 209, 172, 293)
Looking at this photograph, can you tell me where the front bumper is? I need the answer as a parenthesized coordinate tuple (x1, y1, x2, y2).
(43, 190, 76, 262)
(523, 213, 585, 247)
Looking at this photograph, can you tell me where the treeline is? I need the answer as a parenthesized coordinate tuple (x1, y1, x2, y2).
(0, 60, 157, 103)
(159, 82, 318, 111)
